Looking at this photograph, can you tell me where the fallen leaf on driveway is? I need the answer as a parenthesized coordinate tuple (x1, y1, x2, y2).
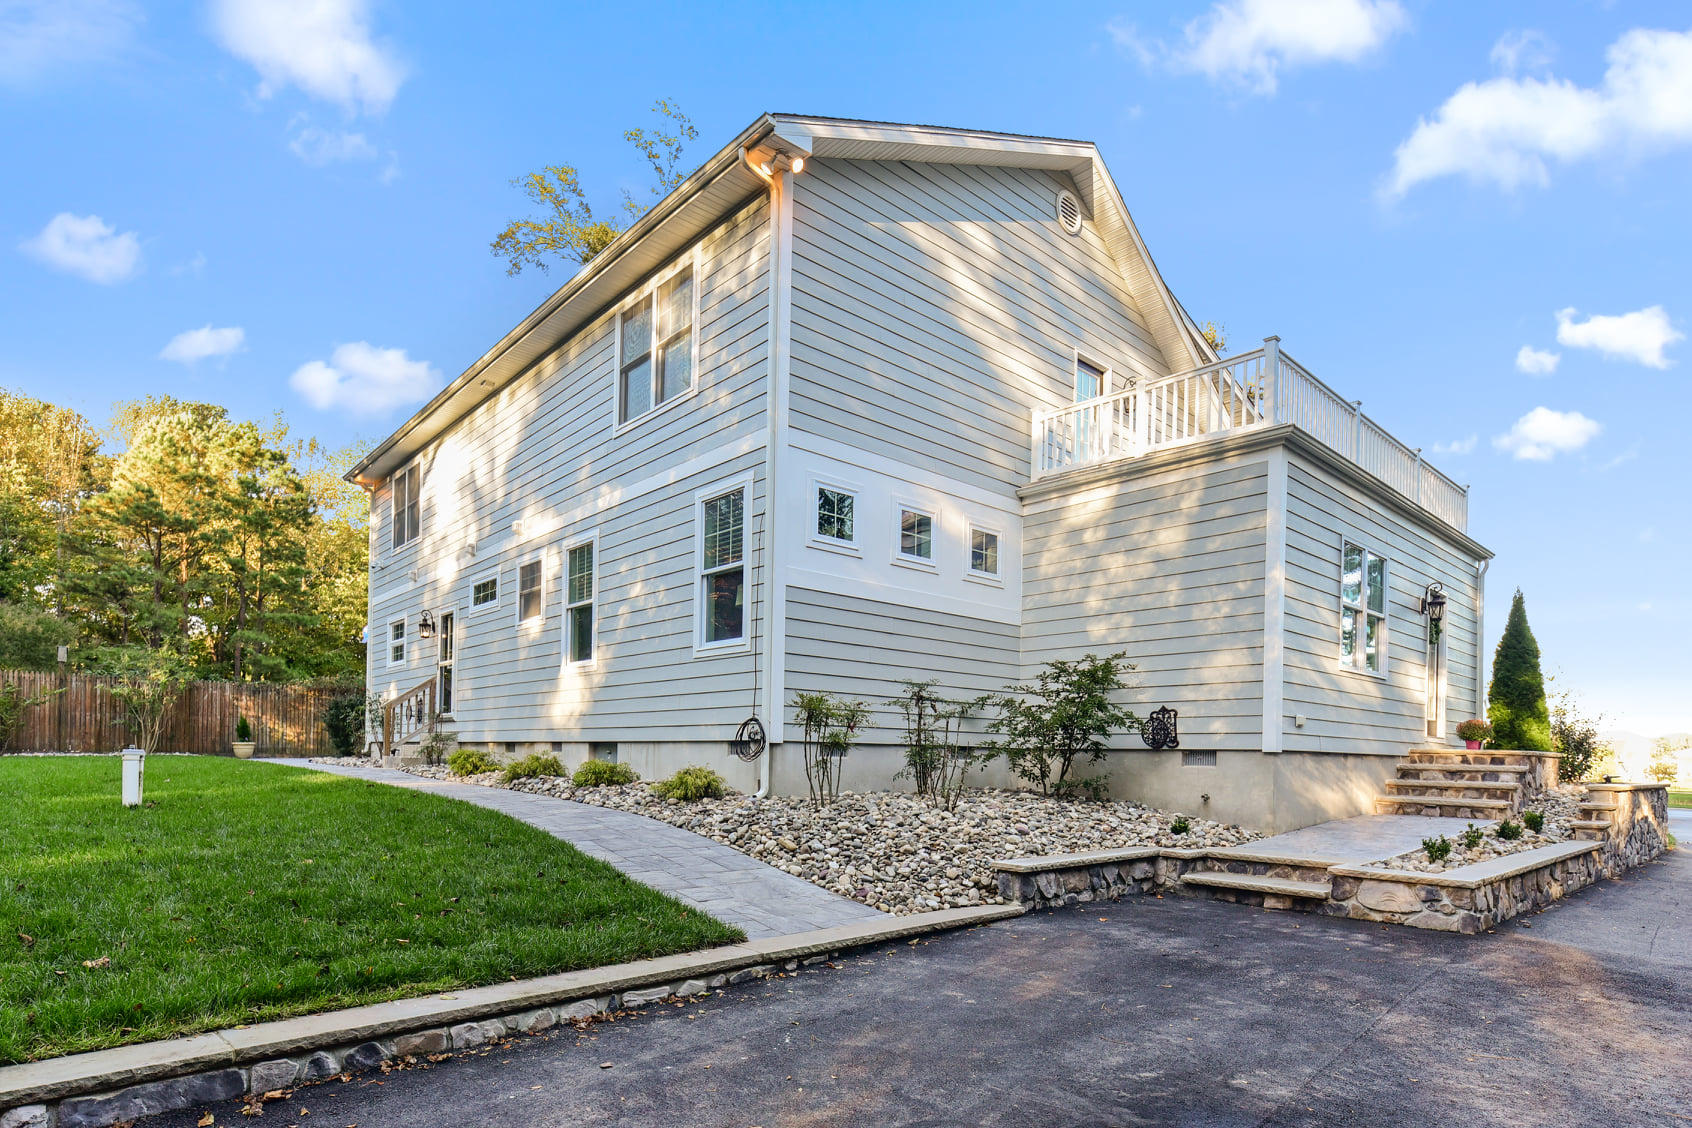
(599, 1062, 613, 1069)
(198, 1113, 215, 1126)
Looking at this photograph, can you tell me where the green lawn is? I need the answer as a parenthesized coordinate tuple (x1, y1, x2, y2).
(0, 756, 741, 1064)
(1669, 789, 1691, 809)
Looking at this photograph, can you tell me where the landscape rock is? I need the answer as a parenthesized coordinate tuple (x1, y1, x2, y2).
(246, 1057, 300, 1094)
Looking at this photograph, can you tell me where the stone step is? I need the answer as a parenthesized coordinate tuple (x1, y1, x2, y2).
(1402, 749, 1538, 768)
(1394, 761, 1527, 781)
(1570, 819, 1610, 832)
(1374, 795, 1512, 817)
(1385, 779, 1520, 794)
(1578, 799, 1617, 812)
(1179, 872, 1332, 900)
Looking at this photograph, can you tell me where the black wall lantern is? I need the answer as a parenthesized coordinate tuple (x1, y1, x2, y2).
(1419, 583, 1447, 624)
(417, 610, 437, 639)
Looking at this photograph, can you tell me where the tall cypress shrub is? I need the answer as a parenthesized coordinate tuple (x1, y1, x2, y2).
(1487, 590, 1551, 751)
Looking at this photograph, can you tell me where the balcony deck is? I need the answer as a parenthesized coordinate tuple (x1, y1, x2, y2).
(1031, 338, 1468, 532)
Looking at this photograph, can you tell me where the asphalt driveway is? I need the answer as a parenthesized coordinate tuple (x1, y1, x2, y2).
(146, 849, 1691, 1128)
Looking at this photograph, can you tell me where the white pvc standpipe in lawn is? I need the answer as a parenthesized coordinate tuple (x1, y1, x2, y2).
(121, 748, 145, 807)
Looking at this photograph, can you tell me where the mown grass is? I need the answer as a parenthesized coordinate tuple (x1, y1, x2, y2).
(1668, 789, 1690, 809)
(0, 756, 741, 1064)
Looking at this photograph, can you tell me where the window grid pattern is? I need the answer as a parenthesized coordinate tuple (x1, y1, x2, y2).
(517, 560, 542, 623)
(970, 528, 1000, 576)
(1340, 541, 1387, 673)
(472, 578, 497, 607)
(702, 490, 746, 645)
(816, 487, 854, 542)
(567, 543, 594, 664)
(619, 268, 694, 423)
(900, 509, 933, 559)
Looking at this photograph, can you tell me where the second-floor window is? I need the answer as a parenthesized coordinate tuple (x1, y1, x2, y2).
(1075, 356, 1106, 401)
(619, 267, 695, 424)
(700, 487, 745, 646)
(390, 464, 419, 549)
(517, 559, 543, 626)
(816, 486, 855, 543)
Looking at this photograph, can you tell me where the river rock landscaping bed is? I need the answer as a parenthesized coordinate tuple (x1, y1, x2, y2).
(1365, 784, 1589, 874)
(312, 758, 1257, 914)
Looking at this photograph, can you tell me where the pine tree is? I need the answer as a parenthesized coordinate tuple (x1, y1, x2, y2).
(1487, 589, 1551, 751)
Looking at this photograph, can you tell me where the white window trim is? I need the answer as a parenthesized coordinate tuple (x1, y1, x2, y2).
(891, 499, 939, 573)
(514, 552, 546, 631)
(388, 617, 407, 667)
(563, 531, 599, 669)
(435, 605, 461, 718)
(467, 569, 502, 617)
(1337, 535, 1390, 680)
(390, 463, 420, 552)
(611, 248, 702, 435)
(1073, 348, 1112, 402)
(694, 473, 754, 657)
(964, 521, 1005, 587)
(807, 476, 862, 558)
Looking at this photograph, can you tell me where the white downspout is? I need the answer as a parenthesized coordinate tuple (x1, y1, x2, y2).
(1473, 558, 1490, 720)
(755, 164, 791, 798)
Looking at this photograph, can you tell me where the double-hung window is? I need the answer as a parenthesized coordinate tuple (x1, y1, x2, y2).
(700, 488, 746, 646)
(618, 267, 695, 423)
(389, 619, 405, 664)
(566, 542, 595, 664)
(1340, 541, 1388, 674)
(516, 559, 543, 626)
(390, 465, 419, 549)
(1075, 356, 1106, 401)
(437, 611, 455, 715)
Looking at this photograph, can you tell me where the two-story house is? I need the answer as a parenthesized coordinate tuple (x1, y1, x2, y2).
(350, 115, 1492, 833)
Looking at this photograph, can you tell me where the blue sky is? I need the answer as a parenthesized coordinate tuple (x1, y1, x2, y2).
(3, 1, 1689, 736)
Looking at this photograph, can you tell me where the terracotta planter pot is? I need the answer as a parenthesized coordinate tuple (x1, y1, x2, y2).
(233, 741, 256, 759)
(1464, 739, 1481, 750)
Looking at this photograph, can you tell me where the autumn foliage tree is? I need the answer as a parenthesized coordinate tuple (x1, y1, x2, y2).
(491, 99, 697, 274)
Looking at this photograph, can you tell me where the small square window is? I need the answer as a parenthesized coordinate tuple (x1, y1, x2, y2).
(899, 508, 933, 560)
(389, 619, 405, 664)
(816, 486, 855, 542)
(472, 577, 498, 608)
(969, 527, 1000, 577)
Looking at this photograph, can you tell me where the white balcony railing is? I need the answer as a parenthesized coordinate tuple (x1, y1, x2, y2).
(1031, 338, 1469, 532)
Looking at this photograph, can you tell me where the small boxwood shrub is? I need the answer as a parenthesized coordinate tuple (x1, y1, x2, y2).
(652, 766, 727, 802)
(1169, 815, 1191, 835)
(501, 753, 566, 783)
(1521, 809, 1545, 833)
(572, 760, 639, 788)
(1494, 818, 1523, 841)
(447, 747, 499, 777)
(1422, 835, 1452, 862)
(1460, 823, 1484, 849)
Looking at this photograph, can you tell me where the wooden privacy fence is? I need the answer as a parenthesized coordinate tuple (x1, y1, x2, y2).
(1, 670, 343, 756)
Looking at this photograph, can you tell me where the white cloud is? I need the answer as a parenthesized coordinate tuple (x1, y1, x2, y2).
(1639, 527, 1658, 543)
(1515, 345, 1560, 375)
(160, 325, 245, 364)
(1387, 27, 1692, 196)
(289, 126, 378, 165)
(290, 342, 438, 414)
(1490, 30, 1553, 76)
(211, 0, 405, 115)
(1111, 0, 1407, 96)
(1431, 434, 1477, 456)
(1555, 305, 1682, 368)
(0, 0, 139, 86)
(1493, 406, 1602, 461)
(19, 212, 141, 283)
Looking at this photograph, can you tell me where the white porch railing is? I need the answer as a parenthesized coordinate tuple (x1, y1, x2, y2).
(1031, 338, 1469, 532)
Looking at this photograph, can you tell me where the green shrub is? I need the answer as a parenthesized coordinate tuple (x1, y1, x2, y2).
(1455, 719, 1493, 744)
(1422, 835, 1452, 862)
(1487, 590, 1551, 752)
(985, 652, 1139, 797)
(235, 715, 252, 742)
(501, 753, 565, 783)
(447, 747, 499, 776)
(1521, 809, 1545, 833)
(322, 692, 367, 757)
(652, 765, 727, 802)
(1460, 823, 1483, 849)
(1169, 815, 1191, 835)
(572, 759, 638, 788)
(1549, 686, 1607, 781)
(1495, 819, 1523, 841)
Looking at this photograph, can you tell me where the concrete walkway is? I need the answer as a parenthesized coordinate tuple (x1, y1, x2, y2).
(1212, 812, 1487, 865)
(266, 760, 884, 940)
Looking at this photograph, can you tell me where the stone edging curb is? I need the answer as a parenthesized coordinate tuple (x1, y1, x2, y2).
(0, 904, 1023, 1124)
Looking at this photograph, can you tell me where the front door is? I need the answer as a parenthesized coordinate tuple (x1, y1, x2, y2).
(437, 611, 455, 717)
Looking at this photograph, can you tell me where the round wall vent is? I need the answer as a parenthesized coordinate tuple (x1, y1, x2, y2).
(1055, 190, 1083, 235)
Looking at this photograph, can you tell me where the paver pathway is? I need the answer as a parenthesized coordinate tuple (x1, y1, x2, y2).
(266, 759, 884, 939)
(1212, 812, 1487, 865)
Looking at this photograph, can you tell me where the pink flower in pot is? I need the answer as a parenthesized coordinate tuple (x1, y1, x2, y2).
(1455, 719, 1493, 750)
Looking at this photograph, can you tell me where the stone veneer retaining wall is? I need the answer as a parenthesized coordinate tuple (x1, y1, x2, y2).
(992, 785, 1671, 929)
